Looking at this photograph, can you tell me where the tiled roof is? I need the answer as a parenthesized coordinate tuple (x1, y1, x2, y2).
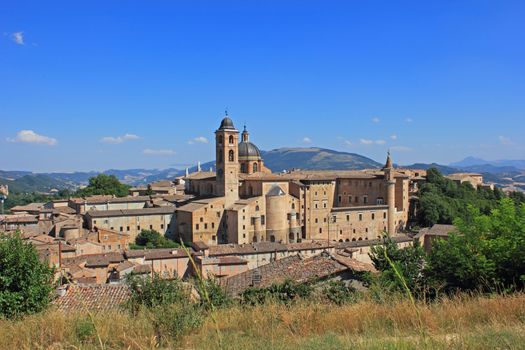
(186, 171, 216, 180)
(221, 253, 349, 296)
(70, 195, 151, 205)
(416, 224, 456, 238)
(208, 242, 288, 256)
(335, 235, 412, 249)
(85, 206, 175, 218)
(53, 284, 130, 312)
(124, 248, 193, 260)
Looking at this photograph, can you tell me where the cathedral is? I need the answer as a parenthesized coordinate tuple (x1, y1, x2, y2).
(175, 114, 410, 246)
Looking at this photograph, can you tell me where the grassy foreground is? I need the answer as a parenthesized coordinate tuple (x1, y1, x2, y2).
(1, 293, 525, 350)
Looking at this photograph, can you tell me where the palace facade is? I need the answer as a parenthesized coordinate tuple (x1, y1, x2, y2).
(175, 115, 410, 246)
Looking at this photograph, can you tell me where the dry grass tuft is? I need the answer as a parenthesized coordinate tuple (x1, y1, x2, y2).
(1, 293, 524, 349)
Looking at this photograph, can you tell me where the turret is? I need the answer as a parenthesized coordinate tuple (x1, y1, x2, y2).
(384, 151, 396, 235)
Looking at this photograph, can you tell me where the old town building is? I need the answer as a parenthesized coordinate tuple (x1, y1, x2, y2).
(176, 115, 411, 246)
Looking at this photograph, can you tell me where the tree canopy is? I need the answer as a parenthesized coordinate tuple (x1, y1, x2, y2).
(77, 174, 130, 198)
(0, 233, 55, 318)
(131, 229, 179, 249)
(416, 168, 507, 227)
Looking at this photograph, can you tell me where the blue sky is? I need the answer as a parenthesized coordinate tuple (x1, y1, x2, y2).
(1, 0, 524, 172)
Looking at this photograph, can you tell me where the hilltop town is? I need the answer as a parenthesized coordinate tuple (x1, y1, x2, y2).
(0, 115, 503, 303)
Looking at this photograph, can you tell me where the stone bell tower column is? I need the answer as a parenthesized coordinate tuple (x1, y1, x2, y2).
(215, 112, 239, 207)
(384, 151, 396, 235)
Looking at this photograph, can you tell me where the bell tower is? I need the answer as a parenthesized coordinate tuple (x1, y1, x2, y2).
(215, 112, 239, 207)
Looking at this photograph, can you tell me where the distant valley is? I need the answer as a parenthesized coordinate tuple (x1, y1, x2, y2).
(1, 149, 524, 193)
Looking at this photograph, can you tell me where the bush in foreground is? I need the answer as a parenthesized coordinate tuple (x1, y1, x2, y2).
(0, 233, 55, 319)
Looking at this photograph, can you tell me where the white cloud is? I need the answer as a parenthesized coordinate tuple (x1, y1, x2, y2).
(11, 32, 24, 45)
(100, 133, 140, 144)
(360, 138, 385, 145)
(499, 136, 514, 145)
(302, 137, 312, 144)
(405, 117, 413, 123)
(143, 148, 176, 156)
(7, 130, 57, 145)
(188, 136, 209, 145)
(343, 139, 353, 146)
(390, 146, 413, 152)
(372, 117, 380, 123)
(390, 134, 397, 140)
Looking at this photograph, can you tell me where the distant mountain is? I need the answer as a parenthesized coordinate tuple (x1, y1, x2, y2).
(261, 147, 382, 172)
(0, 147, 383, 193)
(402, 163, 459, 175)
(450, 157, 525, 170)
(0, 174, 71, 193)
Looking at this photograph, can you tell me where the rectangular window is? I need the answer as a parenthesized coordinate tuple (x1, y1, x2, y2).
(161, 224, 164, 229)
(383, 212, 387, 219)
(126, 226, 130, 231)
(363, 196, 368, 204)
(372, 213, 375, 220)
(120, 226, 123, 232)
(261, 215, 265, 225)
(137, 226, 140, 231)
(212, 223, 215, 229)
(346, 215, 350, 221)
(359, 214, 363, 221)
(338, 195, 342, 203)
(315, 218, 318, 223)
(149, 225, 153, 230)
(204, 223, 208, 229)
(355, 197, 358, 203)
(196, 224, 199, 230)
(212, 235, 216, 241)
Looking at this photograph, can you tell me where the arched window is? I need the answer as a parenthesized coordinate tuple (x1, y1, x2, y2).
(255, 205, 260, 211)
(218, 149, 223, 163)
(218, 135, 223, 144)
(291, 203, 295, 210)
(228, 135, 234, 144)
(253, 162, 258, 172)
(240, 163, 246, 173)
(228, 150, 234, 162)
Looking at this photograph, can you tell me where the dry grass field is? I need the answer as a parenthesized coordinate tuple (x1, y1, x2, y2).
(1, 293, 525, 349)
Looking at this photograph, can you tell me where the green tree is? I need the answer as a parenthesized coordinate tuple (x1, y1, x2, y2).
(369, 236, 427, 297)
(77, 174, 129, 197)
(132, 229, 179, 249)
(416, 168, 503, 227)
(0, 233, 55, 318)
(425, 198, 525, 293)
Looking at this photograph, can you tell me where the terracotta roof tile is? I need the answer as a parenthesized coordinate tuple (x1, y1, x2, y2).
(53, 284, 130, 312)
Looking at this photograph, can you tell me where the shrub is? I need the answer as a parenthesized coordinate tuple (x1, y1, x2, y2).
(74, 317, 96, 342)
(126, 273, 188, 313)
(132, 229, 179, 249)
(0, 233, 55, 318)
(323, 280, 360, 305)
(241, 279, 313, 305)
(151, 303, 203, 342)
(195, 277, 232, 310)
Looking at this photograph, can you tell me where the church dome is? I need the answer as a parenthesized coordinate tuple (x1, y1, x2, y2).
(238, 141, 262, 159)
(219, 117, 235, 130)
